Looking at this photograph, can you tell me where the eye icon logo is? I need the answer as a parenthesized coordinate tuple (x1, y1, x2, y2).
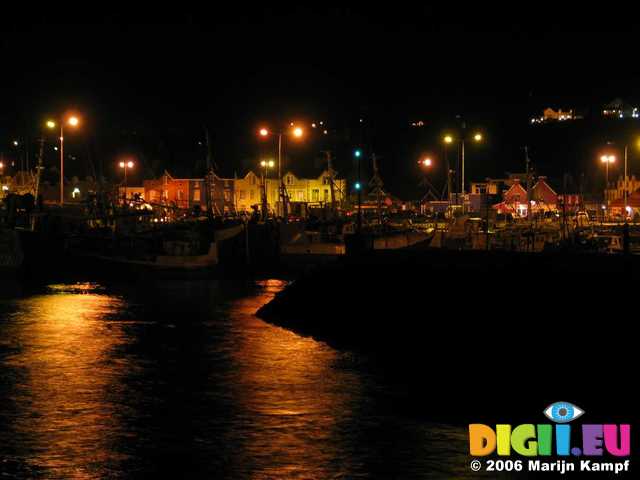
(543, 401, 585, 423)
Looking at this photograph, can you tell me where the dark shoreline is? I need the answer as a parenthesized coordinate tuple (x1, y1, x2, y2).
(257, 249, 638, 422)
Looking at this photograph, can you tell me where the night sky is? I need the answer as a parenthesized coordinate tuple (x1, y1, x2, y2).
(2, 7, 639, 198)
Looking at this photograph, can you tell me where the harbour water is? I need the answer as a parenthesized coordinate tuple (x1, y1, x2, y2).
(0, 278, 477, 479)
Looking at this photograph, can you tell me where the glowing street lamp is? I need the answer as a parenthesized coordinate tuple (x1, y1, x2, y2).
(119, 159, 134, 202)
(600, 154, 615, 210)
(419, 157, 439, 208)
(47, 115, 81, 205)
(442, 131, 483, 201)
(259, 159, 275, 220)
(420, 157, 433, 168)
(257, 125, 305, 222)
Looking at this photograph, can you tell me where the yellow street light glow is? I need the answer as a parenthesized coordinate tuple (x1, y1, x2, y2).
(268, 160, 275, 168)
(600, 155, 615, 164)
(127, 161, 134, 168)
(68, 116, 80, 127)
(292, 127, 303, 138)
(421, 158, 432, 167)
(444, 135, 453, 144)
(46, 120, 56, 129)
(259, 128, 269, 137)
(260, 160, 267, 167)
(474, 133, 483, 142)
(119, 161, 125, 168)
(12, 140, 19, 146)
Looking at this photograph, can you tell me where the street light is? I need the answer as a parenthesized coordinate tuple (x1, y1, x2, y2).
(119, 159, 134, 202)
(418, 157, 438, 213)
(600, 154, 615, 212)
(46, 115, 81, 205)
(442, 131, 483, 202)
(257, 125, 304, 222)
(259, 159, 275, 220)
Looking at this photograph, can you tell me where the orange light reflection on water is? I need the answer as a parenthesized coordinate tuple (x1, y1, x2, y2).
(3, 284, 130, 478)
(225, 280, 364, 479)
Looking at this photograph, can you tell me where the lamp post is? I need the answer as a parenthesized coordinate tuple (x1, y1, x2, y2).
(119, 160, 134, 203)
(443, 131, 482, 206)
(47, 115, 80, 206)
(260, 159, 275, 220)
(443, 135, 453, 203)
(418, 157, 436, 218)
(258, 125, 304, 222)
(600, 154, 615, 217)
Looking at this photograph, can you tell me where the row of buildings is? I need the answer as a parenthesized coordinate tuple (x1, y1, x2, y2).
(437, 173, 639, 219)
(118, 169, 348, 215)
(4, 166, 640, 220)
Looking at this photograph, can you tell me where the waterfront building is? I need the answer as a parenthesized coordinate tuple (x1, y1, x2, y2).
(530, 176, 558, 212)
(492, 180, 528, 217)
(491, 176, 560, 217)
(234, 169, 347, 214)
(143, 171, 234, 213)
(605, 175, 640, 203)
(610, 189, 640, 217)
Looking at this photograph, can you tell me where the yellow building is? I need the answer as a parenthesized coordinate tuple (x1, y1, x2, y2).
(234, 171, 263, 212)
(233, 169, 347, 213)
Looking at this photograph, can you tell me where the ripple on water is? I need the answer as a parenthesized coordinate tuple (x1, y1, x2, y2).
(0, 279, 475, 479)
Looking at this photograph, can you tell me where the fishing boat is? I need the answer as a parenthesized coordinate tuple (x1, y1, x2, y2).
(67, 218, 245, 277)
